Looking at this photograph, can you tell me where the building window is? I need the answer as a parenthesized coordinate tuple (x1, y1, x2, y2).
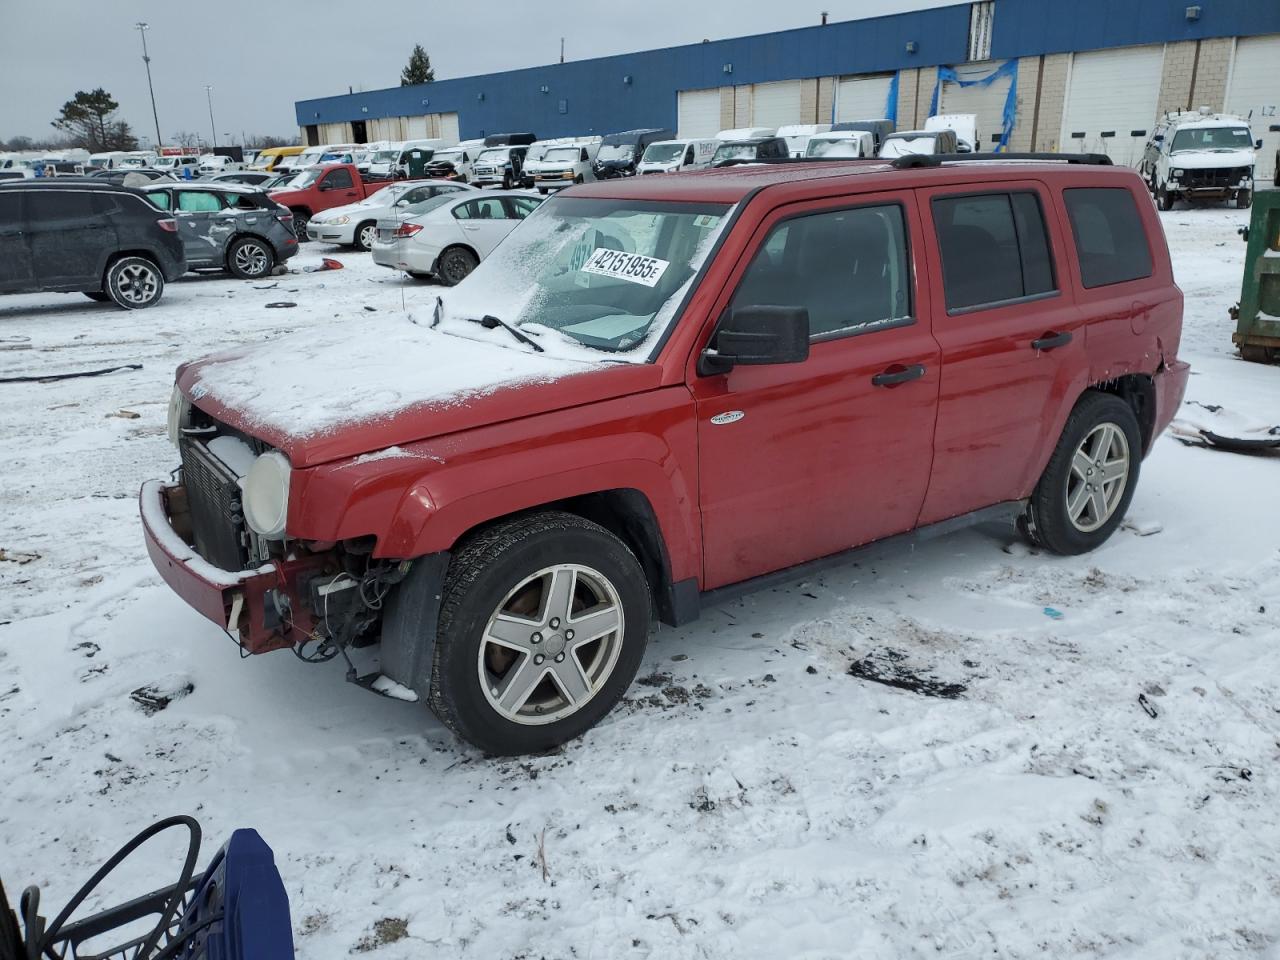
(967, 1, 994, 62)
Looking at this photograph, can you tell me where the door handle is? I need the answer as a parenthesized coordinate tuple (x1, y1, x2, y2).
(462, 224, 479, 231)
(1031, 331, 1072, 351)
(871, 363, 926, 387)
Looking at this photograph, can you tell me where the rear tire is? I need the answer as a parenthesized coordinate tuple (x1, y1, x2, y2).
(227, 237, 275, 279)
(105, 256, 164, 310)
(1021, 392, 1141, 556)
(417, 511, 651, 755)
(437, 246, 478, 286)
(292, 210, 310, 241)
(355, 220, 377, 252)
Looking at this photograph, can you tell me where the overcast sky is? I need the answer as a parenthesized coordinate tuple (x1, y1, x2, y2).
(0, 0, 964, 146)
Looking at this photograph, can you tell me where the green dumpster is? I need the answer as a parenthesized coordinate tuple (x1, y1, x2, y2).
(1232, 184, 1280, 363)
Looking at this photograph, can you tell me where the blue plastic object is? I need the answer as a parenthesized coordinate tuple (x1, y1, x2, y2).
(178, 829, 295, 960)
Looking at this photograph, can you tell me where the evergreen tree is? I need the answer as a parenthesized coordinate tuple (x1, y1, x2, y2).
(400, 45, 435, 86)
(52, 88, 126, 152)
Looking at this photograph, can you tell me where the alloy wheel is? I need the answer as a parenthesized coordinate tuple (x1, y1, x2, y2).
(233, 242, 269, 277)
(477, 563, 625, 725)
(1065, 422, 1130, 533)
(116, 263, 159, 305)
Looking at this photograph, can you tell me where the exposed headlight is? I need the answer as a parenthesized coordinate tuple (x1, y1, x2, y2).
(1171, 168, 1183, 178)
(241, 451, 291, 540)
(167, 385, 189, 447)
(328, 215, 350, 225)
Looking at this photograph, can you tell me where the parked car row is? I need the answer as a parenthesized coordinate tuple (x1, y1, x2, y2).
(0, 175, 300, 309)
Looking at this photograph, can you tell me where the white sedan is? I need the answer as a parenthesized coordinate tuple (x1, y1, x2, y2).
(371, 192, 543, 285)
(306, 179, 477, 250)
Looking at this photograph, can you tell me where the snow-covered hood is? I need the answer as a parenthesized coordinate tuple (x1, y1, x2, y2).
(176, 316, 661, 468)
(1169, 148, 1255, 169)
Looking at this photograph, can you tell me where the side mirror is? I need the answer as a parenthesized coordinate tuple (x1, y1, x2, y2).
(699, 305, 810, 375)
(1256, 139, 1264, 150)
(1152, 134, 1165, 143)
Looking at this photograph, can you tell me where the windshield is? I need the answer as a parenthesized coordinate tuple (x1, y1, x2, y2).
(642, 143, 684, 163)
(544, 147, 580, 163)
(438, 197, 731, 357)
(713, 143, 758, 162)
(807, 137, 861, 157)
(476, 148, 509, 163)
(597, 144, 634, 162)
(282, 168, 322, 189)
(1170, 126, 1252, 152)
(432, 149, 465, 164)
(371, 149, 399, 162)
(879, 135, 936, 158)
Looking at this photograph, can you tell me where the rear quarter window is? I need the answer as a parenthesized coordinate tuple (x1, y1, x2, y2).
(1063, 187, 1153, 289)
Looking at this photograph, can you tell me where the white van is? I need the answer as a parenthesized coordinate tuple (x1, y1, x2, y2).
(521, 138, 582, 186)
(637, 138, 720, 174)
(924, 114, 980, 153)
(533, 139, 604, 192)
(804, 131, 875, 159)
(87, 151, 127, 170)
(776, 124, 832, 158)
(716, 127, 777, 142)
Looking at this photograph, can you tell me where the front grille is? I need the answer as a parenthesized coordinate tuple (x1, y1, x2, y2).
(1180, 166, 1248, 189)
(180, 438, 248, 571)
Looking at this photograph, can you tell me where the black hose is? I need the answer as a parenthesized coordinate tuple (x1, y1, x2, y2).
(35, 816, 201, 960)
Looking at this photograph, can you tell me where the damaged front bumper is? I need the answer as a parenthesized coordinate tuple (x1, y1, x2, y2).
(140, 479, 334, 654)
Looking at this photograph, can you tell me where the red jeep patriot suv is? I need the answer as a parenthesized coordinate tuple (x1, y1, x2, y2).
(143, 154, 1188, 755)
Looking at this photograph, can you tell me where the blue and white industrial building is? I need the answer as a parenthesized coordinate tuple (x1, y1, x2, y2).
(296, 0, 1280, 176)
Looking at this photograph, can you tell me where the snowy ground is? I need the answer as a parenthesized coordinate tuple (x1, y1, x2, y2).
(2, 209, 1278, 959)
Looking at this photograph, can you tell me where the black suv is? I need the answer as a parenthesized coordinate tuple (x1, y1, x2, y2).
(0, 181, 186, 309)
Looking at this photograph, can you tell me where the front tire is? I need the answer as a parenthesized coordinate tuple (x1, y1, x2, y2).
(227, 237, 274, 279)
(355, 220, 377, 252)
(1022, 392, 1141, 556)
(292, 210, 310, 241)
(437, 246, 478, 286)
(419, 512, 651, 755)
(1235, 190, 1252, 210)
(105, 256, 164, 309)
(1156, 184, 1175, 211)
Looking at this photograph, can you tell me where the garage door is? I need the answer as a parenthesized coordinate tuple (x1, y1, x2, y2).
(678, 88, 721, 138)
(752, 80, 802, 128)
(320, 122, 350, 144)
(432, 113, 463, 144)
(405, 116, 428, 139)
(1060, 45, 1163, 167)
(1226, 36, 1280, 183)
(836, 74, 895, 124)
(938, 61, 1014, 150)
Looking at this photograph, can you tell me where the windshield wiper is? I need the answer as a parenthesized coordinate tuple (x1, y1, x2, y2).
(469, 314, 544, 353)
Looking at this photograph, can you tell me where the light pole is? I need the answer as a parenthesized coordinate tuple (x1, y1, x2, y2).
(135, 22, 162, 149)
(205, 85, 217, 149)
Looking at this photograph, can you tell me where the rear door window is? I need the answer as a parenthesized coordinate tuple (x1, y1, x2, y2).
(504, 196, 542, 218)
(27, 191, 95, 222)
(176, 191, 223, 212)
(147, 190, 172, 210)
(932, 191, 1057, 311)
(1062, 187, 1153, 288)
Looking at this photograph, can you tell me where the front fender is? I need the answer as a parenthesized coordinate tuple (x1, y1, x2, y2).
(289, 387, 701, 585)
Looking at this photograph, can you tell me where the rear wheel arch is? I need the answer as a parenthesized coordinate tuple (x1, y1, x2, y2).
(1091, 374, 1156, 454)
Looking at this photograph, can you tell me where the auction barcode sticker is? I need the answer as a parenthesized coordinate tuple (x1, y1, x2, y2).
(580, 248, 670, 288)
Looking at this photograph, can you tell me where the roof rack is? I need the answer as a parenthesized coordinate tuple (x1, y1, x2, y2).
(891, 152, 1113, 168)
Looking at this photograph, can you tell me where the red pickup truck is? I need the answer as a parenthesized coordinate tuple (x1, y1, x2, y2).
(268, 163, 400, 238)
(144, 154, 1189, 755)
